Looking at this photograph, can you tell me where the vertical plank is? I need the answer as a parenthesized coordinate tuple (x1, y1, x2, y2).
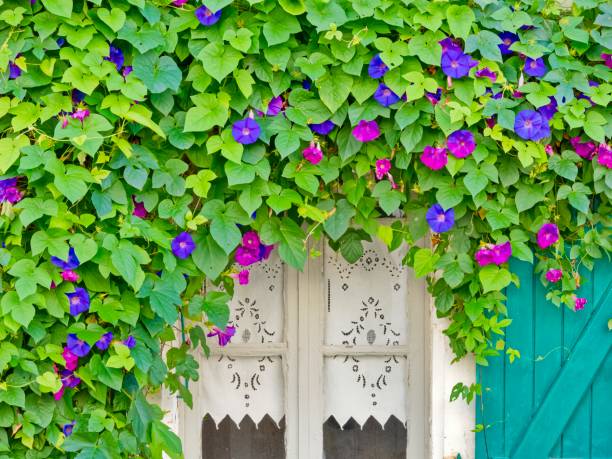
(561, 269, 595, 458)
(589, 261, 612, 458)
(532, 267, 563, 458)
(503, 260, 535, 457)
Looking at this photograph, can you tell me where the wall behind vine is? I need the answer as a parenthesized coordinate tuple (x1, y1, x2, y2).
(0, 0, 610, 456)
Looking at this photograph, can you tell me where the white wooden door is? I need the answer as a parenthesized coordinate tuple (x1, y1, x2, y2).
(177, 239, 429, 459)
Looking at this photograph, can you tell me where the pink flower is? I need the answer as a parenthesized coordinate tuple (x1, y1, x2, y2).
(132, 196, 147, 218)
(545, 144, 554, 155)
(602, 53, 612, 69)
(485, 117, 496, 129)
(54, 386, 65, 401)
(303, 142, 323, 165)
(71, 107, 90, 123)
(574, 297, 587, 311)
(241, 231, 260, 250)
(61, 270, 79, 283)
(420, 146, 448, 170)
(62, 347, 78, 371)
(570, 137, 596, 159)
(173, 0, 188, 5)
(375, 158, 391, 180)
(447, 130, 476, 158)
(207, 326, 236, 346)
(235, 246, 260, 266)
(232, 270, 250, 285)
(61, 116, 69, 129)
(545, 269, 562, 283)
(475, 242, 512, 266)
(537, 223, 559, 249)
(596, 143, 612, 168)
(352, 120, 380, 142)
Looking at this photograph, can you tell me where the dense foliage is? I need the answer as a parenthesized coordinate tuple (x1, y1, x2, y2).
(0, 0, 610, 456)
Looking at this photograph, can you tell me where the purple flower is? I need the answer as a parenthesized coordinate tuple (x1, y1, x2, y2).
(375, 158, 391, 180)
(426, 204, 455, 233)
(61, 270, 79, 283)
(232, 269, 250, 285)
(60, 369, 81, 388)
(545, 269, 562, 283)
(368, 54, 389, 79)
(524, 57, 547, 78)
(498, 32, 518, 55)
(51, 247, 80, 270)
(132, 196, 148, 219)
(172, 232, 196, 259)
(207, 325, 236, 346)
(232, 117, 260, 145)
(425, 88, 442, 105)
(62, 421, 75, 437)
(438, 37, 463, 54)
(441, 49, 478, 79)
(71, 89, 85, 105)
(574, 297, 587, 311)
(309, 120, 335, 135)
(95, 332, 114, 351)
(373, 83, 400, 107)
(235, 246, 260, 266)
(71, 107, 90, 123)
(475, 68, 497, 83)
(0, 178, 22, 204)
(447, 130, 476, 158)
(602, 53, 612, 69)
(545, 144, 554, 155)
(122, 66, 133, 79)
(241, 231, 260, 250)
(537, 223, 559, 249)
(173, 0, 188, 5)
(514, 110, 549, 141)
(62, 348, 78, 371)
(475, 242, 512, 266)
(8, 61, 21, 79)
(259, 244, 273, 260)
(195, 5, 221, 26)
(570, 137, 596, 160)
(66, 333, 91, 357)
(303, 142, 323, 165)
(420, 146, 448, 170)
(266, 96, 284, 116)
(123, 336, 136, 349)
(538, 97, 557, 121)
(104, 46, 124, 71)
(66, 287, 90, 316)
(596, 143, 612, 168)
(352, 120, 380, 142)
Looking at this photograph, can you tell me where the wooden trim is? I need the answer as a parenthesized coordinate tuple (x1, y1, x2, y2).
(321, 345, 410, 356)
(206, 343, 287, 357)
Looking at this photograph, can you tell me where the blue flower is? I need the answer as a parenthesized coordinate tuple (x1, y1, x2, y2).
(308, 120, 335, 135)
(66, 333, 91, 357)
(232, 117, 261, 144)
(524, 57, 547, 78)
(373, 83, 400, 107)
(538, 97, 557, 121)
(104, 46, 124, 71)
(514, 110, 549, 141)
(426, 204, 455, 233)
(195, 5, 221, 26)
(498, 32, 518, 55)
(95, 332, 113, 351)
(62, 421, 75, 437)
(441, 49, 478, 78)
(368, 54, 388, 79)
(171, 232, 196, 259)
(66, 287, 90, 316)
(123, 336, 136, 349)
(51, 247, 80, 270)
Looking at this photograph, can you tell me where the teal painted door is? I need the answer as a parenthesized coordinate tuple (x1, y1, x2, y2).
(476, 260, 612, 459)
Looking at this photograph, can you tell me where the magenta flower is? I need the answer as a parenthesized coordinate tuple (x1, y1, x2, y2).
(241, 231, 260, 250)
(104, 46, 125, 72)
(62, 347, 78, 371)
(545, 269, 562, 283)
(71, 107, 90, 123)
(498, 32, 518, 55)
(51, 247, 80, 270)
(373, 83, 400, 107)
(259, 244, 274, 260)
(485, 117, 496, 128)
(62, 421, 75, 437)
(309, 120, 335, 135)
(574, 297, 587, 311)
(303, 142, 323, 165)
(375, 158, 391, 180)
(602, 53, 612, 69)
(232, 117, 260, 144)
(123, 336, 136, 349)
(420, 146, 448, 170)
(425, 88, 442, 105)
(231, 269, 250, 285)
(352, 120, 380, 142)
(195, 5, 221, 26)
(172, 232, 196, 259)
(441, 49, 478, 78)
(537, 223, 559, 249)
(8, 61, 21, 79)
(207, 325, 236, 346)
(66, 287, 90, 316)
(266, 96, 284, 116)
(66, 334, 91, 358)
(475, 68, 496, 83)
(475, 242, 512, 266)
(545, 144, 554, 155)
(426, 204, 455, 233)
(368, 54, 389, 79)
(596, 143, 612, 168)
(0, 178, 22, 204)
(447, 130, 476, 158)
(61, 270, 79, 283)
(235, 246, 260, 266)
(570, 137, 596, 160)
(514, 110, 549, 141)
(132, 196, 148, 219)
(173, 0, 188, 5)
(524, 57, 547, 78)
(95, 332, 114, 351)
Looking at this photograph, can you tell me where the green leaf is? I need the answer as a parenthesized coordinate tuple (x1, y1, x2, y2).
(41, 0, 72, 18)
(263, 8, 301, 45)
(198, 43, 242, 82)
(479, 265, 512, 293)
(317, 69, 353, 113)
(414, 248, 440, 278)
(446, 5, 475, 40)
(36, 371, 62, 393)
(465, 298, 486, 322)
(184, 93, 229, 132)
(202, 291, 231, 328)
(97, 8, 126, 32)
(133, 52, 182, 94)
(323, 199, 356, 241)
(151, 420, 183, 459)
(515, 184, 545, 213)
(192, 236, 228, 280)
(260, 218, 307, 270)
(110, 240, 150, 291)
(0, 136, 29, 174)
(548, 152, 578, 181)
